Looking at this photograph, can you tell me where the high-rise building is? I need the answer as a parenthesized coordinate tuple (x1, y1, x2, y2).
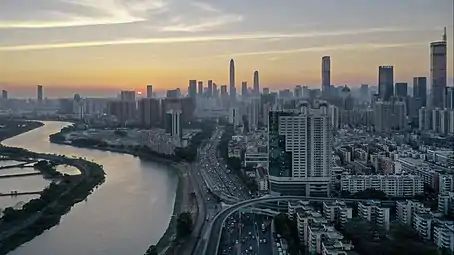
(322, 56, 331, 97)
(213, 83, 218, 98)
(413, 77, 427, 108)
(37, 85, 43, 102)
(241, 81, 248, 97)
(188, 80, 197, 98)
(108, 100, 137, 123)
(253, 71, 260, 96)
(220, 85, 228, 97)
(446, 87, 454, 109)
(1, 90, 7, 100)
(294, 85, 302, 98)
(395, 82, 408, 98)
(430, 28, 447, 109)
(268, 102, 332, 196)
(229, 59, 236, 101)
(166, 109, 182, 140)
(166, 89, 181, 99)
(378, 66, 394, 101)
(374, 101, 393, 132)
(120, 90, 135, 101)
(138, 98, 161, 127)
(419, 107, 432, 131)
(263, 88, 269, 95)
(146, 85, 153, 98)
(198, 81, 203, 95)
(360, 84, 369, 102)
(207, 80, 213, 98)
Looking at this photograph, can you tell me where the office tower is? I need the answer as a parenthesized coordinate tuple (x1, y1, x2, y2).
(268, 102, 332, 196)
(360, 84, 369, 102)
(120, 90, 135, 101)
(446, 87, 454, 109)
(207, 80, 213, 98)
(413, 77, 427, 108)
(138, 98, 161, 127)
(229, 59, 236, 101)
(321, 56, 331, 97)
(263, 88, 269, 95)
(108, 100, 137, 123)
(213, 83, 218, 98)
(1, 90, 7, 100)
(166, 109, 182, 140)
(374, 101, 393, 132)
(419, 107, 432, 131)
(188, 80, 197, 98)
(430, 28, 447, 109)
(294, 85, 302, 98)
(247, 98, 260, 130)
(395, 82, 408, 98)
(253, 71, 260, 96)
(166, 89, 181, 98)
(241, 81, 248, 97)
(197, 81, 203, 95)
(329, 105, 340, 129)
(220, 85, 228, 97)
(394, 101, 407, 130)
(378, 66, 394, 101)
(432, 108, 443, 133)
(37, 85, 43, 102)
(146, 85, 153, 98)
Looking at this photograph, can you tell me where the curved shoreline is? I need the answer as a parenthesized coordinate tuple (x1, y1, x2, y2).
(48, 137, 188, 255)
(0, 146, 106, 255)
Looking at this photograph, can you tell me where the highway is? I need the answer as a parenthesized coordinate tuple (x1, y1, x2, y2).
(203, 195, 392, 255)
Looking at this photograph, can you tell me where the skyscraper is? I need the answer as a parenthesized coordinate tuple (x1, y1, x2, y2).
(395, 82, 408, 98)
(413, 77, 427, 108)
(198, 81, 203, 96)
(146, 85, 153, 98)
(268, 102, 332, 196)
(322, 56, 331, 97)
(294, 85, 302, 98)
(430, 27, 447, 109)
(360, 84, 369, 102)
(188, 80, 197, 98)
(446, 87, 454, 109)
(120, 90, 135, 101)
(241, 81, 248, 97)
(207, 80, 213, 98)
(378, 66, 394, 101)
(229, 59, 236, 101)
(37, 85, 43, 102)
(1, 90, 7, 100)
(253, 71, 260, 96)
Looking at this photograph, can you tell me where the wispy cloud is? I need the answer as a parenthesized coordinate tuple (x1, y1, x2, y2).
(0, 27, 427, 51)
(0, 0, 167, 29)
(191, 2, 220, 13)
(159, 14, 243, 32)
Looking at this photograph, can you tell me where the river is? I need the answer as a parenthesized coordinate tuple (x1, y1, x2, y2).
(1, 121, 178, 255)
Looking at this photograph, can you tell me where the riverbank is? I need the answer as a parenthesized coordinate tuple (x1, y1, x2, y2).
(0, 120, 43, 142)
(48, 133, 196, 255)
(0, 147, 106, 254)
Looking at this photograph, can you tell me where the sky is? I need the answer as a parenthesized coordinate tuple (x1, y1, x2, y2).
(0, 0, 453, 98)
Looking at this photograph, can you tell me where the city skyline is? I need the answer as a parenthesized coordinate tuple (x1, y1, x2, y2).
(0, 0, 453, 97)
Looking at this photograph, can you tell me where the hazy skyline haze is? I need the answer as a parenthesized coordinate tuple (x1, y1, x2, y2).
(0, 0, 452, 97)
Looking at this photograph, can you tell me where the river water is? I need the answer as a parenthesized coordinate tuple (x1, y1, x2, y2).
(2, 121, 178, 255)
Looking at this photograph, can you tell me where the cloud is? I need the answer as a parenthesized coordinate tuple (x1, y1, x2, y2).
(159, 15, 243, 32)
(220, 43, 425, 58)
(0, 0, 167, 29)
(0, 27, 426, 51)
(191, 2, 220, 13)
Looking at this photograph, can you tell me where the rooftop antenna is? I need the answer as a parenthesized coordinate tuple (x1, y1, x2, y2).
(442, 26, 447, 42)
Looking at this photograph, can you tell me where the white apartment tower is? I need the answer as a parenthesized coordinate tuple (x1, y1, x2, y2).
(268, 101, 332, 196)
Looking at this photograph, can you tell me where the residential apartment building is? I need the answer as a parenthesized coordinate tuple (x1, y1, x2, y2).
(322, 201, 353, 230)
(396, 200, 430, 226)
(341, 174, 424, 197)
(358, 201, 390, 230)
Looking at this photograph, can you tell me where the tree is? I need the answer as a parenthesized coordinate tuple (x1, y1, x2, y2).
(176, 212, 193, 239)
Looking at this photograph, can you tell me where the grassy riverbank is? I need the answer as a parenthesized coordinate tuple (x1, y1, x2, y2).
(0, 147, 106, 255)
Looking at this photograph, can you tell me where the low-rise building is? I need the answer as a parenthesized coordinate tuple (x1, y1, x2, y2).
(341, 174, 424, 197)
(358, 200, 390, 230)
(323, 201, 353, 230)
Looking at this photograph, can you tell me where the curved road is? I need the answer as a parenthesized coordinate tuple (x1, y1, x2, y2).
(203, 195, 392, 255)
